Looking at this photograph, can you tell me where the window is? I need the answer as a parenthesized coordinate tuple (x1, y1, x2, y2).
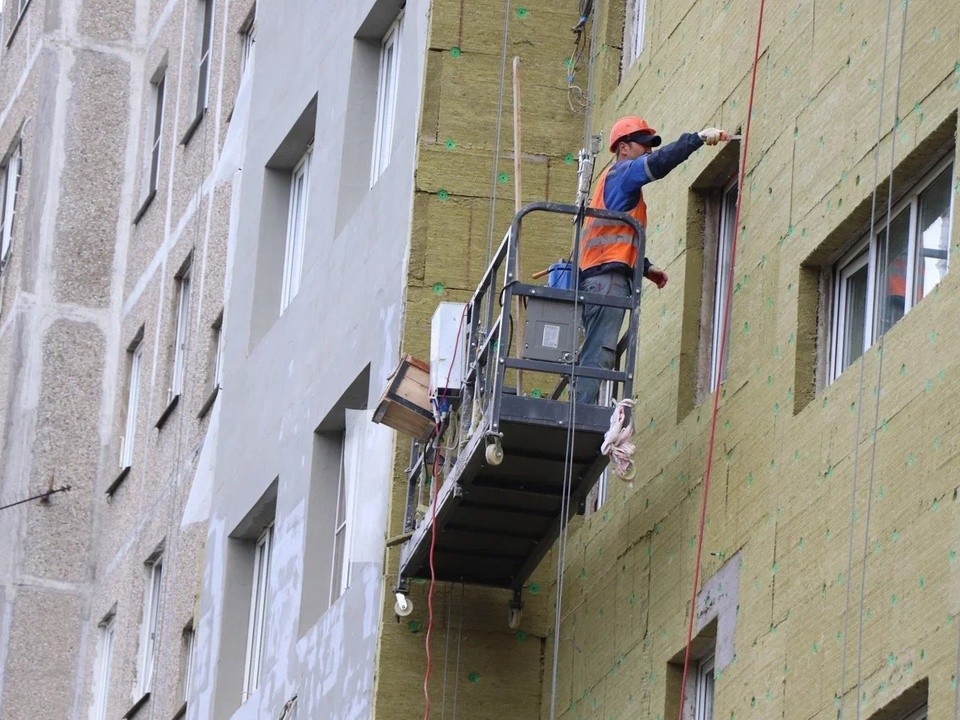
(280, 149, 310, 311)
(242, 523, 273, 699)
(300, 390, 370, 634)
(170, 261, 192, 401)
(138, 555, 163, 696)
(181, 623, 196, 703)
(863, 679, 928, 720)
(693, 654, 715, 720)
(91, 612, 116, 720)
(195, 0, 215, 117)
(678, 143, 740, 417)
(709, 181, 737, 392)
(830, 157, 953, 381)
(330, 439, 350, 602)
(623, 0, 647, 68)
(120, 337, 144, 469)
(0, 141, 22, 267)
(240, 5, 256, 74)
(147, 73, 166, 199)
(370, 15, 401, 185)
(584, 471, 608, 516)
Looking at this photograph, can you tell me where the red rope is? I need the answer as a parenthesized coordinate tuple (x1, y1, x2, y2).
(676, 1, 766, 715)
(423, 306, 469, 720)
(422, 442, 442, 719)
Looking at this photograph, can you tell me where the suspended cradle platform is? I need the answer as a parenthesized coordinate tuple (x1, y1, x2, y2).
(395, 202, 646, 594)
(398, 398, 615, 591)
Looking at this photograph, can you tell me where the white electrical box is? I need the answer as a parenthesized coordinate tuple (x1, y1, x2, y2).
(430, 302, 467, 396)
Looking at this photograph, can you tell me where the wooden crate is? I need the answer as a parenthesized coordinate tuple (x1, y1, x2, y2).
(373, 355, 434, 441)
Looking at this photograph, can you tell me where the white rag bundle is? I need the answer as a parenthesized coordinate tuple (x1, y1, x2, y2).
(601, 398, 636, 482)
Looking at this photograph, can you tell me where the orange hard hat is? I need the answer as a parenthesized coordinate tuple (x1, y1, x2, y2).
(608, 116, 661, 153)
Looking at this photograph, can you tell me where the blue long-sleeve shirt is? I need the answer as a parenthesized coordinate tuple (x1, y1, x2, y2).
(602, 132, 705, 211)
(583, 132, 705, 279)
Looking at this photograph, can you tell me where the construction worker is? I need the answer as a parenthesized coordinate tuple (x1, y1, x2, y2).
(576, 116, 730, 404)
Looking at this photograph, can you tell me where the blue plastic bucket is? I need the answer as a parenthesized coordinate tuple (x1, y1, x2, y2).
(547, 261, 573, 290)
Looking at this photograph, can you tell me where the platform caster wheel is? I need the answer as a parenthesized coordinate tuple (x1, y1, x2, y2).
(485, 439, 504, 466)
(394, 592, 414, 617)
(508, 606, 522, 630)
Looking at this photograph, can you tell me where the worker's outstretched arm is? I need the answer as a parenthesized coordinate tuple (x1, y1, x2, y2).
(607, 128, 727, 199)
(643, 132, 705, 180)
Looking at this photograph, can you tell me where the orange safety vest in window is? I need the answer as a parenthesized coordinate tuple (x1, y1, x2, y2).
(579, 167, 647, 271)
(887, 254, 907, 297)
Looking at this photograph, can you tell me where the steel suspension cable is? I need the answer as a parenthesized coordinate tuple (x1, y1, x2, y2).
(854, 4, 910, 719)
(837, 0, 897, 715)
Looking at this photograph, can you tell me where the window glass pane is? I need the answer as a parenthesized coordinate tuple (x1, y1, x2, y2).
(121, 344, 143, 467)
(331, 444, 347, 602)
(874, 207, 910, 336)
(172, 271, 191, 398)
(371, 19, 401, 184)
(695, 655, 715, 720)
(840, 260, 868, 372)
(710, 182, 737, 391)
(622, 0, 647, 68)
(150, 77, 165, 194)
(281, 154, 309, 310)
(915, 164, 952, 303)
(94, 620, 114, 720)
(1, 144, 22, 261)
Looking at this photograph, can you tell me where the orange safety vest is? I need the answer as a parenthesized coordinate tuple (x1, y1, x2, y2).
(579, 167, 647, 271)
(887, 255, 907, 297)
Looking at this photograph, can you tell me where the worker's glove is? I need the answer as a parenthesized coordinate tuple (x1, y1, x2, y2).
(699, 128, 728, 146)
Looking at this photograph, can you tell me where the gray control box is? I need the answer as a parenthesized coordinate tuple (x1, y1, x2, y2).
(523, 297, 579, 363)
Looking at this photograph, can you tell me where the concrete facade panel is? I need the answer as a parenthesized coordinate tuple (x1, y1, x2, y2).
(54, 50, 128, 307)
(0, 586, 83, 719)
(20, 319, 103, 582)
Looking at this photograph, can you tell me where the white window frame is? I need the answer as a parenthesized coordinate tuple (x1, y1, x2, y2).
(280, 150, 310, 311)
(120, 340, 143, 469)
(370, 15, 402, 185)
(240, 5, 256, 75)
(623, 0, 647, 68)
(138, 556, 163, 696)
(829, 156, 954, 382)
(693, 653, 715, 720)
(0, 141, 23, 266)
(170, 263, 192, 401)
(330, 440, 351, 603)
(195, 0, 215, 116)
(242, 523, 273, 700)
(148, 73, 166, 198)
(709, 180, 737, 392)
(91, 614, 116, 720)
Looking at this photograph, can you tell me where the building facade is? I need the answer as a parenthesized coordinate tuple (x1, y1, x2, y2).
(2, 1, 958, 720)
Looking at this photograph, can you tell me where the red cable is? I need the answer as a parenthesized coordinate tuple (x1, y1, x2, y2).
(423, 306, 469, 720)
(676, 2, 766, 716)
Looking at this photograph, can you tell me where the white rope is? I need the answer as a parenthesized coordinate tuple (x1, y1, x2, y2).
(601, 398, 636, 482)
